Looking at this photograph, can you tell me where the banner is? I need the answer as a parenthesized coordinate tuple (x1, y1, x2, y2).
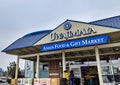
(34, 78, 50, 85)
(17, 78, 32, 85)
(40, 35, 108, 52)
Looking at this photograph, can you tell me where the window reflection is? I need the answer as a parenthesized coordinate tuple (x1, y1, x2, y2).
(102, 66, 112, 75)
(71, 68, 80, 76)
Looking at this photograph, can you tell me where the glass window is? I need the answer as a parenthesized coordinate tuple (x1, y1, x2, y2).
(101, 66, 112, 75)
(71, 68, 80, 76)
(103, 75, 109, 83)
(102, 75, 114, 83)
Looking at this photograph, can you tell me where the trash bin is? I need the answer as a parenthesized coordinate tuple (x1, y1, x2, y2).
(60, 78, 67, 85)
(73, 78, 80, 85)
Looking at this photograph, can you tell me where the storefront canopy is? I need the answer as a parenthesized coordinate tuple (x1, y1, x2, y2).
(2, 15, 120, 61)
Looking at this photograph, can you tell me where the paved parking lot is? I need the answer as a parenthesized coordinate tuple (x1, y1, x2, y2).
(0, 83, 9, 85)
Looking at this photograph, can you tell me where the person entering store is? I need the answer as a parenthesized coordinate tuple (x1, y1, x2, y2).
(69, 70, 74, 85)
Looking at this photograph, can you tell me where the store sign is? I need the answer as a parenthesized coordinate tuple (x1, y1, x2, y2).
(50, 26, 96, 41)
(49, 73, 59, 76)
(40, 35, 108, 52)
(63, 22, 72, 30)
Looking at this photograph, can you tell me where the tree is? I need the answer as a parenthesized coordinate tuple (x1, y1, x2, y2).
(6, 61, 22, 79)
(0, 68, 5, 76)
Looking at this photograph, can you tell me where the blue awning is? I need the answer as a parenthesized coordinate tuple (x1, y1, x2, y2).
(2, 30, 52, 52)
(89, 15, 120, 29)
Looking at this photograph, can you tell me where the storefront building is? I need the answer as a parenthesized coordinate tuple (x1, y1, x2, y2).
(2, 15, 120, 85)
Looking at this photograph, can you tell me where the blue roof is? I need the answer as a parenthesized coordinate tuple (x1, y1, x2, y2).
(2, 30, 52, 52)
(2, 15, 120, 52)
(89, 15, 120, 29)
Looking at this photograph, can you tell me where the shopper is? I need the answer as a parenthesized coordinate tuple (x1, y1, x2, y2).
(64, 70, 69, 80)
(69, 70, 74, 85)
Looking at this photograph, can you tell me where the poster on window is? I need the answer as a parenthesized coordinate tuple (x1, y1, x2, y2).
(34, 78, 41, 85)
(17, 78, 24, 85)
(17, 78, 21, 85)
(40, 78, 50, 85)
(24, 78, 32, 85)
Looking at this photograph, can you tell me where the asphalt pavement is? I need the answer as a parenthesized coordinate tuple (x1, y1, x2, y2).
(0, 83, 9, 85)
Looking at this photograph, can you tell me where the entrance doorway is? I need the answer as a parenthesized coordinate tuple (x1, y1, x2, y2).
(69, 62, 100, 85)
(81, 66, 99, 85)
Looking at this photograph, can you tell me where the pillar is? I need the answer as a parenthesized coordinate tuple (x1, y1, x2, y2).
(62, 51, 66, 77)
(32, 61, 35, 78)
(36, 55, 40, 78)
(95, 47, 104, 85)
(15, 56, 19, 79)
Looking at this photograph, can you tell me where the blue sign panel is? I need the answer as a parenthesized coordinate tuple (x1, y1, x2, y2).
(40, 35, 108, 52)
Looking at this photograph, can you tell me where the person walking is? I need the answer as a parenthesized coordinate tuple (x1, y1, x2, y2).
(69, 70, 74, 85)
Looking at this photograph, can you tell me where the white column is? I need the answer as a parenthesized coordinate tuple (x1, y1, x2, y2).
(32, 61, 35, 78)
(15, 56, 19, 79)
(110, 57, 115, 84)
(95, 47, 104, 85)
(36, 55, 40, 78)
(62, 51, 66, 77)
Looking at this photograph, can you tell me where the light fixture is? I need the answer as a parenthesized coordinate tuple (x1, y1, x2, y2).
(115, 47, 119, 51)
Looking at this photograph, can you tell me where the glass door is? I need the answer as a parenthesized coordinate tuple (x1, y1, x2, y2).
(81, 66, 99, 85)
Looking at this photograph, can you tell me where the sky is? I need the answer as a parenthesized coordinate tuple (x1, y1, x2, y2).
(0, 0, 120, 70)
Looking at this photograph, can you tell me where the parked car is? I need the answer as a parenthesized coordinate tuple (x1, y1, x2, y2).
(0, 78, 7, 83)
